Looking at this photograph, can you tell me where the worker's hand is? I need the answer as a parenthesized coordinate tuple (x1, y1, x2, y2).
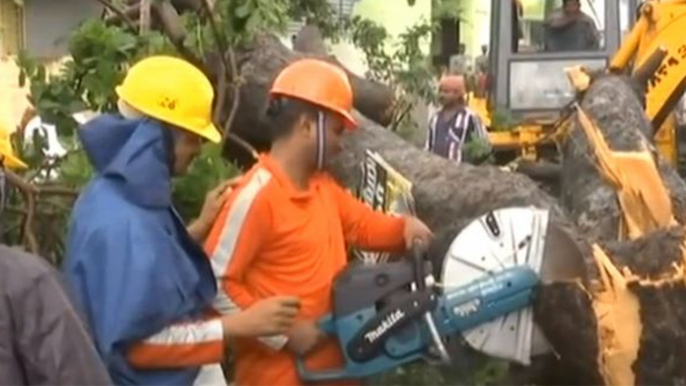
(222, 296, 300, 338)
(197, 176, 241, 226)
(403, 216, 434, 249)
(286, 320, 326, 356)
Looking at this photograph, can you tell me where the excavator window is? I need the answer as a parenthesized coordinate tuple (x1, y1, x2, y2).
(515, 0, 604, 53)
(489, 0, 620, 118)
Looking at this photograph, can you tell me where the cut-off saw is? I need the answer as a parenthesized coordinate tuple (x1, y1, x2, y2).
(296, 206, 585, 382)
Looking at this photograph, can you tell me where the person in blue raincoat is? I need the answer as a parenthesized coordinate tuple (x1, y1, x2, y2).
(63, 56, 300, 385)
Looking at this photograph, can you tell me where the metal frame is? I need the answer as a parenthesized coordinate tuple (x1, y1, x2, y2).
(0, 0, 26, 56)
(627, 0, 644, 22)
(489, 0, 622, 121)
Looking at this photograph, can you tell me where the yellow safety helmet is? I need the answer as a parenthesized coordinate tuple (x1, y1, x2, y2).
(115, 56, 222, 143)
(0, 118, 27, 170)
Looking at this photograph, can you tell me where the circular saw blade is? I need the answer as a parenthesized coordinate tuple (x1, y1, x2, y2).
(439, 207, 551, 364)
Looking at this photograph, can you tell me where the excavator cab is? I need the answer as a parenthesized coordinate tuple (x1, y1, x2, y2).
(481, 0, 641, 163)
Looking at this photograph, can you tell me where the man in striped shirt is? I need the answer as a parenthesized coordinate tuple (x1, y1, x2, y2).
(425, 75, 491, 163)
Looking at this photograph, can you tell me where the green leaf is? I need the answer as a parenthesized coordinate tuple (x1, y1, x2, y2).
(172, 143, 239, 221)
(244, 13, 260, 34)
(234, 2, 252, 18)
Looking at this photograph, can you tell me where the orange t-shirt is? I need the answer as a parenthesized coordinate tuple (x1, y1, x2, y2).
(204, 154, 406, 386)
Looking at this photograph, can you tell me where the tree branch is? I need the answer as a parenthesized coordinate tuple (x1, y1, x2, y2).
(5, 171, 38, 254)
(150, 0, 205, 69)
(224, 48, 241, 135)
(225, 131, 258, 160)
(213, 60, 227, 124)
(93, 0, 137, 31)
(140, 0, 152, 36)
(38, 186, 79, 197)
(199, 0, 257, 160)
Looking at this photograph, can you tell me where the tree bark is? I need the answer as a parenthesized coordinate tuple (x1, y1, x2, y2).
(139, 0, 151, 35)
(293, 24, 328, 55)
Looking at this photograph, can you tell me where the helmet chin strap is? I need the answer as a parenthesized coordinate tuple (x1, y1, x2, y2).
(0, 163, 6, 218)
(162, 127, 178, 173)
(315, 111, 327, 170)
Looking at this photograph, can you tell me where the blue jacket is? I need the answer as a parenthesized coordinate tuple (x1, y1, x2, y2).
(63, 115, 217, 385)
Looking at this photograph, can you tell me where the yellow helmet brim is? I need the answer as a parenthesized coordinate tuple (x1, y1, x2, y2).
(202, 122, 222, 144)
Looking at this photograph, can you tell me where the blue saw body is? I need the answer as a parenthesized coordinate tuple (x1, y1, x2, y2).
(296, 261, 539, 382)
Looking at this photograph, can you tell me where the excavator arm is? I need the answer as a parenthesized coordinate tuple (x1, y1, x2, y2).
(610, 0, 686, 130)
(477, 0, 686, 169)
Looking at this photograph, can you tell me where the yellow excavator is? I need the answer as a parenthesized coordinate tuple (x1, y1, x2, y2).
(471, 0, 686, 175)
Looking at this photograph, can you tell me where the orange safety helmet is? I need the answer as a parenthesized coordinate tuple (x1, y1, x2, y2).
(269, 59, 357, 129)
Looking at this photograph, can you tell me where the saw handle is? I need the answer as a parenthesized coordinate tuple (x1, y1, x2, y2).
(411, 238, 428, 291)
(411, 238, 451, 365)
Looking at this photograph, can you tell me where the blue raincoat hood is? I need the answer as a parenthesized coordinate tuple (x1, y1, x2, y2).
(63, 114, 217, 385)
(78, 114, 172, 207)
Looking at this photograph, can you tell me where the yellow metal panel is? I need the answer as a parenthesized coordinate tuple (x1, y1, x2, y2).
(488, 125, 548, 160)
(628, 1, 686, 124)
(654, 112, 677, 166)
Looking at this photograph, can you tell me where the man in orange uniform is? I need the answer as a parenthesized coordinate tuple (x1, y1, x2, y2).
(204, 58, 434, 386)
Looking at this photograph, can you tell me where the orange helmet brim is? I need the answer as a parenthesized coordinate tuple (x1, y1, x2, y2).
(339, 110, 358, 130)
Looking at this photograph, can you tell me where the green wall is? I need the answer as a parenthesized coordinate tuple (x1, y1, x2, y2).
(329, 0, 432, 76)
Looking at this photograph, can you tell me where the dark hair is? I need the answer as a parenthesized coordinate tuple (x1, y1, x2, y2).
(264, 96, 320, 141)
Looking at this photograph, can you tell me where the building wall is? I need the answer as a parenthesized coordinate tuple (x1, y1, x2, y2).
(0, 57, 29, 130)
(460, 0, 491, 59)
(0, 56, 66, 132)
(0, 0, 101, 131)
(329, 0, 432, 76)
(24, 0, 102, 59)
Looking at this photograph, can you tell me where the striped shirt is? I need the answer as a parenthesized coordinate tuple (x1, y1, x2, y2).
(425, 106, 489, 163)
